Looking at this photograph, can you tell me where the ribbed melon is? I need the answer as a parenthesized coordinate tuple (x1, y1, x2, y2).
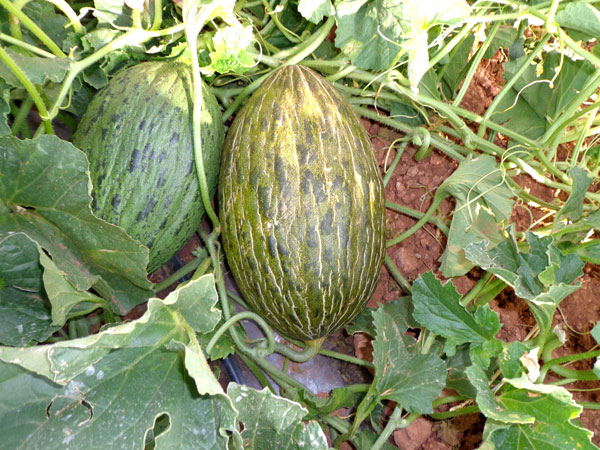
(73, 61, 224, 273)
(219, 65, 386, 341)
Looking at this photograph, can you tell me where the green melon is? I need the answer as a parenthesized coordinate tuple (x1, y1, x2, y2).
(219, 65, 386, 341)
(73, 61, 224, 273)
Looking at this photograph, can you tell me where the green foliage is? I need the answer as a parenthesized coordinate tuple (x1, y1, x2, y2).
(1, 0, 599, 448)
(0, 276, 234, 450)
(492, 52, 597, 140)
(228, 384, 329, 449)
(0, 234, 58, 346)
(439, 154, 514, 277)
(0, 136, 153, 314)
(413, 271, 501, 357)
(372, 301, 447, 413)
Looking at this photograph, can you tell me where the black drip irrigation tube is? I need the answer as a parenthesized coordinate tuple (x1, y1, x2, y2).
(169, 254, 246, 385)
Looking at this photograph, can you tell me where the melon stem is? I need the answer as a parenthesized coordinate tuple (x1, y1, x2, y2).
(274, 336, 326, 363)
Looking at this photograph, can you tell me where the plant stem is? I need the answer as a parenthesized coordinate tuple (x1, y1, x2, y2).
(470, 278, 507, 309)
(430, 404, 479, 420)
(549, 366, 598, 381)
(386, 193, 446, 248)
(274, 336, 326, 363)
(460, 271, 493, 307)
(236, 352, 277, 393)
(0, 0, 66, 56)
(453, 21, 501, 107)
(150, 0, 163, 31)
(153, 255, 207, 292)
(45, 24, 185, 123)
(579, 402, 600, 410)
(0, 32, 57, 58)
(206, 311, 275, 356)
(353, 106, 466, 161)
(0, 47, 53, 134)
(372, 409, 419, 450)
(318, 348, 375, 370)
(385, 201, 449, 235)
(382, 140, 407, 187)
(10, 95, 33, 137)
(46, 0, 85, 34)
(384, 253, 413, 294)
(544, 350, 600, 368)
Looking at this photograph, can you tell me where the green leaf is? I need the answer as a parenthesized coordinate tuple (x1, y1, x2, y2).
(346, 305, 377, 336)
(465, 364, 533, 424)
(0, 48, 71, 87)
(555, 3, 600, 41)
(39, 250, 105, 326)
(465, 232, 583, 336)
(483, 380, 596, 449)
(412, 271, 501, 355)
(355, 429, 398, 449)
(0, 276, 233, 449)
(228, 383, 328, 450)
(334, 0, 408, 71)
(492, 52, 597, 139)
(442, 33, 474, 95)
(482, 26, 518, 59)
(592, 322, 600, 344)
(0, 233, 58, 346)
(555, 167, 592, 223)
(298, 0, 334, 24)
(389, 101, 425, 127)
(0, 135, 152, 314)
(465, 232, 583, 302)
(439, 154, 514, 277)
(335, 0, 468, 88)
(446, 345, 476, 397)
(497, 341, 528, 379)
(372, 301, 446, 413)
(19, 0, 71, 49)
(92, 0, 133, 27)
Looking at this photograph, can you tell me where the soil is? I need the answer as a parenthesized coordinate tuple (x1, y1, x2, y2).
(150, 51, 600, 448)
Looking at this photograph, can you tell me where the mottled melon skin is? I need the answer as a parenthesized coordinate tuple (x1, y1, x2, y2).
(219, 65, 386, 341)
(73, 61, 224, 273)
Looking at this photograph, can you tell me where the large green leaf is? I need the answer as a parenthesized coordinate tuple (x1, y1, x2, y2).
(412, 271, 501, 356)
(21, 0, 71, 49)
(372, 300, 446, 414)
(465, 232, 583, 301)
(228, 384, 328, 450)
(0, 135, 152, 313)
(482, 378, 596, 449)
(492, 52, 597, 140)
(439, 154, 514, 277)
(555, 167, 592, 224)
(466, 364, 532, 424)
(555, 3, 600, 41)
(298, 0, 334, 23)
(39, 250, 105, 326)
(0, 48, 71, 88)
(465, 231, 584, 342)
(0, 233, 58, 346)
(0, 276, 232, 450)
(334, 0, 408, 71)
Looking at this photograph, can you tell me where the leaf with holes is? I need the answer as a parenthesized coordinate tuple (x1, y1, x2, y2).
(228, 383, 329, 449)
(0, 275, 231, 450)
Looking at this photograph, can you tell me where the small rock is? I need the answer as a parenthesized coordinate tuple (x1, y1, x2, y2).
(393, 417, 433, 450)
